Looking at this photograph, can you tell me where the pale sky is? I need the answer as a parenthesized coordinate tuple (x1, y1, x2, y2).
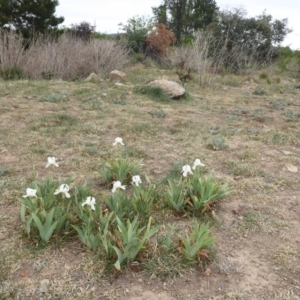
(56, 0, 300, 50)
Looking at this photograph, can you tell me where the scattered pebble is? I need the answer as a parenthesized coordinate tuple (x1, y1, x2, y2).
(33, 261, 45, 271)
(285, 163, 298, 173)
(283, 150, 292, 155)
(36, 279, 50, 298)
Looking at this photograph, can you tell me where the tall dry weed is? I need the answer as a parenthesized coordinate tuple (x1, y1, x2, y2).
(0, 32, 128, 80)
(0, 30, 25, 75)
(167, 31, 225, 87)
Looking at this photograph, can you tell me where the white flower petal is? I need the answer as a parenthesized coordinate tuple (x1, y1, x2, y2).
(82, 196, 96, 209)
(192, 159, 205, 170)
(112, 181, 126, 193)
(113, 137, 124, 146)
(181, 165, 193, 177)
(23, 188, 37, 198)
(54, 184, 70, 197)
(132, 175, 142, 186)
(46, 156, 59, 168)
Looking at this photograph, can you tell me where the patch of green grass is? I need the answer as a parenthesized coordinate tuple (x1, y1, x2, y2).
(40, 114, 78, 127)
(285, 110, 300, 122)
(81, 99, 102, 110)
(29, 146, 47, 154)
(131, 123, 157, 135)
(272, 245, 300, 275)
(269, 99, 286, 110)
(271, 132, 289, 145)
(234, 211, 289, 235)
(0, 167, 11, 177)
(134, 85, 171, 102)
(253, 86, 267, 95)
(221, 75, 241, 87)
(149, 109, 166, 118)
(113, 98, 126, 105)
(250, 109, 273, 122)
(247, 128, 260, 136)
(259, 71, 269, 80)
(145, 243, 191, 277)
(238, 150, 257, 161)
(144, 225, 197, 277)
(208, 126, 243, 137)
(30, 114, 79, 134)
(0, 253, 9, 282)
(1, 66, 23, 80)
(40, 92, 69, 103)
(225, 160, 266, 178)
(209, 135, 227, 151)
(161, 160, 186, 184)
(74, 87, 96, 98)
(124, 146, 149, 159)
(225, 115, 240, 122)
(83, 146, 99, 156)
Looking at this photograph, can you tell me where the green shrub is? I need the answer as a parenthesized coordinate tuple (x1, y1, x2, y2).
(134, 85, 171, 102)
(1, 66, 23, 80)
(209, 135, 227, 150)
(259, 71, 268, 79)
(99, 158, 141, 185)
(253, 87, 267, 95)
(112, 216, 159, 270)
(181, 222, 215, 260)
(40, 92, 69, 103)
(278, 47, 300, 78)
(165, 171, 233, 214)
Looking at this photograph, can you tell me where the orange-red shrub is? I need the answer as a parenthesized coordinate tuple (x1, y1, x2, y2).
(145, 23, 176, 59)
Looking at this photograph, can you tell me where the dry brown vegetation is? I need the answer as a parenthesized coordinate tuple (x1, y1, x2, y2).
(1, 63, 300, 300)
(0, 30, 128, 80)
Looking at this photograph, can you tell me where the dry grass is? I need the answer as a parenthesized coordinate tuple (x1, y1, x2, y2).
(0, 31, 128, 80)
(0, 64, 300, 299)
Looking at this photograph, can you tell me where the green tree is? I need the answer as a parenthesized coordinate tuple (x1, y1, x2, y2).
(152, 0, 218, 44)
(208, 8, 292, 70)
(118, 15, 153, 53)
(0, 0, 64, 38)
(69, 21, 95, 41)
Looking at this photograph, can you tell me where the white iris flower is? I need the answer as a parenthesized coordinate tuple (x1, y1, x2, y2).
(23, 188, 37, 198)
(192, 159, 205, 170)
(112, 181, 126, 193)
(82, 197, 96, 211)
(132, 175, 142, 186)
(54, 184, 70, 198)
(45, 157, 59, 168)
(113, 137, 125, 146)
(181, 165, 193, 177)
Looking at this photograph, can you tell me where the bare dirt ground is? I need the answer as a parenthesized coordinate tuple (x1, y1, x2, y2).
(0, 68, 300, 299)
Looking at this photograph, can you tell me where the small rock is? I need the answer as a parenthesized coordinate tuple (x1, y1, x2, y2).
(286, 163, 298, 173)
(110, 70, 126, 83)
(203, 268, 211, 277)
(283, 150, 292, 155)
(148, 79, 185, 99)
(84, 72, 102, 84)
(37, 279, 50, 296)
(33, 261, 45, 271)
(114, 82, 133, 87)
